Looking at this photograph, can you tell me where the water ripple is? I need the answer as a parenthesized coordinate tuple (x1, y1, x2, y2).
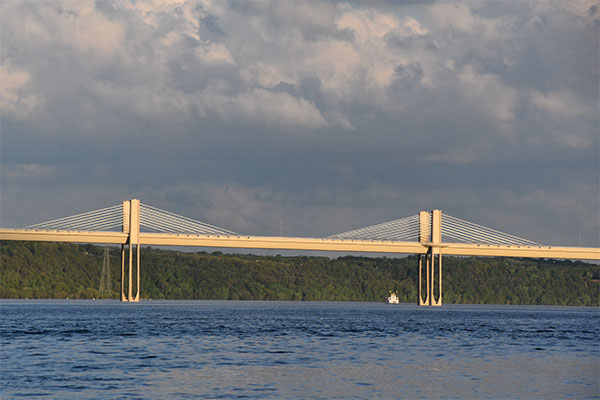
(1, 301, 598, 399)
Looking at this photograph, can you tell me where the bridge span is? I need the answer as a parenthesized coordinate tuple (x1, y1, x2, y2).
(1, 199, 598, 305)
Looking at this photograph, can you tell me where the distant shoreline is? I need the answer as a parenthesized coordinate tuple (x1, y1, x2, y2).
(1, 241, 598, 306)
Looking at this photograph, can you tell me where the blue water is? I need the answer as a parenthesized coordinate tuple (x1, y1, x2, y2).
(1, 300, 598, 399)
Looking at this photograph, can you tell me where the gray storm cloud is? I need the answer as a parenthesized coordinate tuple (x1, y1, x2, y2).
(1, 0, 598, 247)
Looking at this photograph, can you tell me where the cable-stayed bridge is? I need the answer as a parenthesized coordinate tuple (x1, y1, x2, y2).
(1, 199, 598, 305)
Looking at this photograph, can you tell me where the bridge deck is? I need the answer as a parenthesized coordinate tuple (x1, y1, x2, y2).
(1, 229, 598, 260)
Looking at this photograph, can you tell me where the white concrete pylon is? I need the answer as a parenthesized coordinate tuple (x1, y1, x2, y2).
(418, 211, 431, 305)
(121, 199, 141, 302)
(431, 210, 442, 306)
(418, 210, 443, 306)
(121, 200, 130, 302)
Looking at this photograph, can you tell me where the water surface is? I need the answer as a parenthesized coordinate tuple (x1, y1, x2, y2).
(1, 300, 598, 399)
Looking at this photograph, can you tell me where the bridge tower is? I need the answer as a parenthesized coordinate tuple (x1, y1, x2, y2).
(121, 199, 140, 302)
(418, 210, 442, 306)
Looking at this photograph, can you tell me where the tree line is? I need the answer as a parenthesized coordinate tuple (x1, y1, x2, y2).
(1, 241, 598, 306)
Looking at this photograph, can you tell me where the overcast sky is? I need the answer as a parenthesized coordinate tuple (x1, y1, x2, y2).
(1, 0, 598, 248)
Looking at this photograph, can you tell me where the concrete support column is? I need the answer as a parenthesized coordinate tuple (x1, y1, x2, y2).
(121, 199, 140, 302)
(129, 199, 140, 302)
(121, 244, 127, 302)
(431, 210, 442, 306)
(128, 242, 133, 301)
(418, 210, 443, 306)
(419, 211, 431, 246)
(133, 243, 140, 302)
(121, 201, 130, 302)
(418, 251, 430, 306)
(418, 211, 431, 306)
(430, 250, 442, 306)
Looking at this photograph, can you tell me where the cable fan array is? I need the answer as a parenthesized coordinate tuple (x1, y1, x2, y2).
(441, 214, 539, 246)
(23, 201, 540, 246)
(24, 203, 238, 236)
(25, 205, 123, 232)
(328, 213, 539, 246)
(139, 203, 238, 236)
(328, 214, 421, 242)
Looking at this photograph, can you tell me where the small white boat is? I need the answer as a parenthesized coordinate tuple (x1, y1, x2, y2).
(386, 291, 399, 304)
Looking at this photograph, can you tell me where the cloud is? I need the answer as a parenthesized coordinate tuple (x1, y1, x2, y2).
(2, 163, 57, 183)
(196, 43, 236, 65)
(18, 1, 126, 58)
(240, 62, 297, 89)
(427, 2, 507, 40)
(196, 88, 328, 130)
(529, 90, 595, 121)
(457, 65, 519, 127)
(0, 1, 597, 249)
(526, 89, 597, 149)
(0, 63, 43, 120)
(89, 80, 190, 119)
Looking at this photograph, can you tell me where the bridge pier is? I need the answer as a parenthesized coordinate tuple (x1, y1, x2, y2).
(430, 248, 442, 306)
(121, 200, 141, 302)
(418, 252, 429, 305)
(121, 244, 126, 301)
(418, 210, 442, 306)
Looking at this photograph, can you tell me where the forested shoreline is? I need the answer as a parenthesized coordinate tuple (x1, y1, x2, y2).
(1, 241, 598, 306)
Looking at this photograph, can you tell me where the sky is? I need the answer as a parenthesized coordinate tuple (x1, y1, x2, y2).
(1, 0, 598, 248)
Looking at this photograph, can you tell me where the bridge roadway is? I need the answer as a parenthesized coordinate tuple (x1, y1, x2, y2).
(1, 228, 598, 260)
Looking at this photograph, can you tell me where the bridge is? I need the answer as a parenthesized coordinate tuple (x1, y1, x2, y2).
(1, 199, 598, 305)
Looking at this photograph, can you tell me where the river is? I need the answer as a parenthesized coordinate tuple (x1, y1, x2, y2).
(1, 300, 598, 399)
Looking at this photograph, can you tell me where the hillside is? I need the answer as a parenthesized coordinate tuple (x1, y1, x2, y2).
(1, 241, 598, 306)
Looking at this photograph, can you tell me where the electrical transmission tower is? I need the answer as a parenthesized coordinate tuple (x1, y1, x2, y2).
(99, 246, 112, 298)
